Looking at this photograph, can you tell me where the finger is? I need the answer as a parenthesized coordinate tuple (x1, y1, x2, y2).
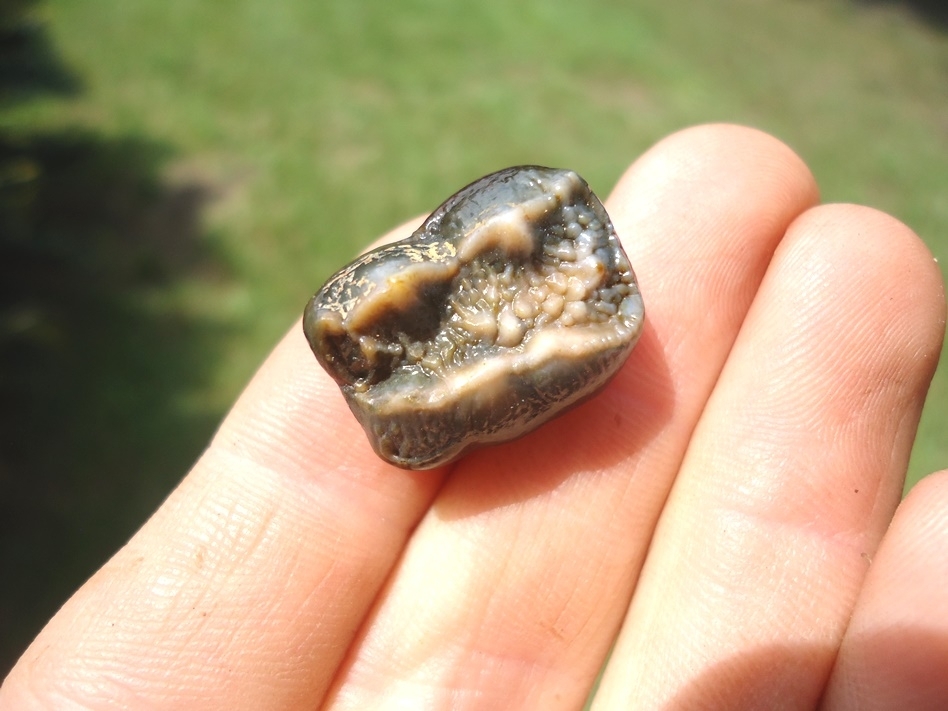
(593, 205, 945, 708)
(0, 218, 447, 710)
(821, 469, 948, 710)
(324, 124, 820, 709)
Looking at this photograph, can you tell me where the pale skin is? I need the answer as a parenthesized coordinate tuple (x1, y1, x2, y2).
(2, 124, 946, 710)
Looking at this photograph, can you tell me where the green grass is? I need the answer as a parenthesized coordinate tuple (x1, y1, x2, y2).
(1, 0, 946, 676)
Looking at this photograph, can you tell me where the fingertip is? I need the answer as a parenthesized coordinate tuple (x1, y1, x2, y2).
(893, 468, 948, 545)
(607, 123, 819, 224)
(784, 203, 946, 378)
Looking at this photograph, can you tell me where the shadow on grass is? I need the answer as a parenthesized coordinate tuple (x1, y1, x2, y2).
(856, 0, 948, 29)
(0, 0, 80, 103)
(1, 7, 232, 677)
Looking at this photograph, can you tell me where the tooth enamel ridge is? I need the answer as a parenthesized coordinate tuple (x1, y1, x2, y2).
(303, 166, 644, 469)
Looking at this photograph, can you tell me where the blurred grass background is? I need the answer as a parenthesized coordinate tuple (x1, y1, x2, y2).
(1, 0, 945, 677)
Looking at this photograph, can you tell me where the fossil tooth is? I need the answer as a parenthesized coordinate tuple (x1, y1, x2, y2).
(304, 166, 644, 469)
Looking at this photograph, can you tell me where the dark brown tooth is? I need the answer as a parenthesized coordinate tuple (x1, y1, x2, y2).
(303, 166, 645, 469)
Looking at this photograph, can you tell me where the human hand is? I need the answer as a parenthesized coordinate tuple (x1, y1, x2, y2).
(2, 124, 945, 710)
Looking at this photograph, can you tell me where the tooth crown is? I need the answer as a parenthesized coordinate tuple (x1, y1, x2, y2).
(304, 166, 644, 469)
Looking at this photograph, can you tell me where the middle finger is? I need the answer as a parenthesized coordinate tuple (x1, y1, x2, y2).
(325, 125, 819, 709)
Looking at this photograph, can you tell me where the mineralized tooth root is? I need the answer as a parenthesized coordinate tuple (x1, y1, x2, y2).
(303, 165, 645, 469)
